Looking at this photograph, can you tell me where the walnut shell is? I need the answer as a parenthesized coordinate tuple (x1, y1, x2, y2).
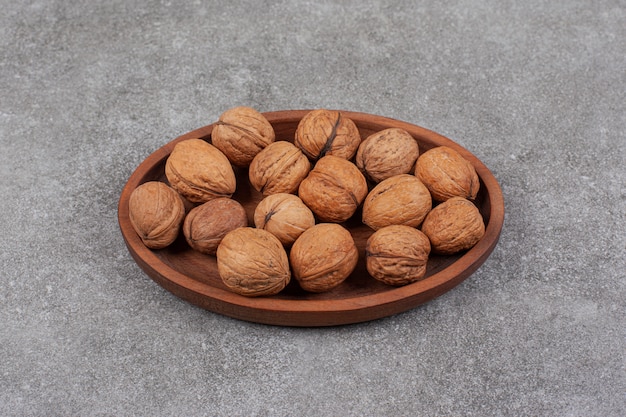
(290, 223, 358, 293)
(355, 128, 420, 183)
(253, 193, 315, 246)
(249, 141, 311, 196)
(128, 181, 185, 249)
(211, 106, 275, 167)
(362, 174, 432, 231)
(294, 109, 361, 161)
(216, 227, 290, 297)
(415, 146, 480, 202)
(421, 197, 485, 254)
(165, 138, 236, 203)
(298, 155, 368, 223)
(182, 198, 248, 255)
(365, 225, 431, 286)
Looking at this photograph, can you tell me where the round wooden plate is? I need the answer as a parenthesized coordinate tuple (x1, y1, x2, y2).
(118, 110, 504, 327)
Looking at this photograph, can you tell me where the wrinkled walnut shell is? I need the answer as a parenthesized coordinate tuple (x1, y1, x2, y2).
(298, 155, 368, 223)
(415, 146, 480, 202)
(128, 181, 185, 249)
(253, 193, 315, 246)
(290, 223, 359, 293)
(355, 128, 420, 183)
(216, 227, 291, 297)
(362, 174, 432, 231)
(211, 106, 275, 167)
(249, 141, 311, 196)
(165, 138, 236, 203)
(182, 198, 248, 255)
(421, 197, 485, 254)
(365, 225, 431, 286)
(294, 109, 361, 161)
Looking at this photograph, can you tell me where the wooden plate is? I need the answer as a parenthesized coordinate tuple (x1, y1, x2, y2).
(118, 110, 504, 327)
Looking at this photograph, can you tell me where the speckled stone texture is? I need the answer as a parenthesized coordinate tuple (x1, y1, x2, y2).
(1, 1, 624, 416)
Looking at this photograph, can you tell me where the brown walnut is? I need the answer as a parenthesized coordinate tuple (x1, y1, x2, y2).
(294, 109, 361, 161)
(415, 146, 480, 202)
(362, 174, 432, 231)
(128, 181, 185, 249)
(355, 128, 420, 183)
(365, 225, 431, 286)
(253, 193, 315, 246)
(211, 106, 275, 167)
(290, 223, 358, 293)
(182, 198, 248, 255)
(421, 197, 485, 254)
(248, 141, 311, 196)
(165, 138, 236, 203)
(216, 227, 291, 297)
(298, 155, 368, 223)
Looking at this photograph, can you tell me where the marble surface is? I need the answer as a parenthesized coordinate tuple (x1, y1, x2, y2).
(1, 1, 624, 415)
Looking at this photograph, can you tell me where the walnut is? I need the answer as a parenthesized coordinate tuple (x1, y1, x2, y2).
(128, 181, 185, 249)
(362, 174, 432, 231)
(253, 193, 315, 246)
(211, 106, 275, 167)
(289, 223, 358, 293)
(216, 227, 290, 297)
(294, 109, 361, 161)
(355, 128, 420, 183)
(298, 155, 368, 223)
(421, 197, 485, 254)
(248, 141, 311, 196)
(165, 138, 236, 203)
(182, 198, 248, 255)
(415, 146, 480, 202)
(365, 225, 431, 286)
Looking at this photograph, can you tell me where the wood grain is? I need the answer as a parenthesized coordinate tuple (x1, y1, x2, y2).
(117, 110, 505, 327)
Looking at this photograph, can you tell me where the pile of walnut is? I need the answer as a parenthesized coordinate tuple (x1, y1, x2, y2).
(128, 106, 485, 297)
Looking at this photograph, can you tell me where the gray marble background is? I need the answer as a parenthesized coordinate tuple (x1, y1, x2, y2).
(1, 0, 624, 416)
